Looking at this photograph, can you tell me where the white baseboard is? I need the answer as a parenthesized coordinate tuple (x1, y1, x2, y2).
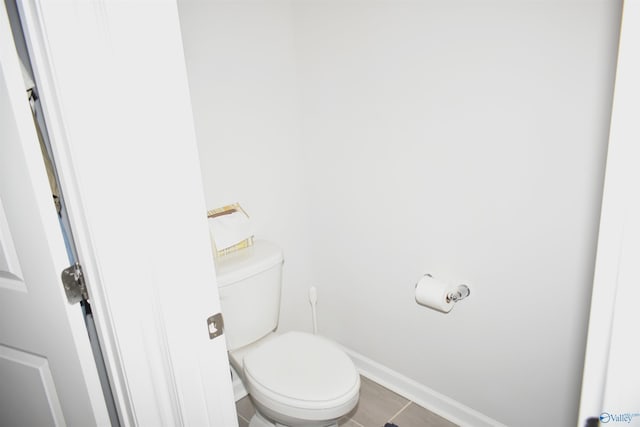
(342, 347, 506, 427)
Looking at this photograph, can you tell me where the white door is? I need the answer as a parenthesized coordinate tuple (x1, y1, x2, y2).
(0, 4, 109, 426)
(10, 0, 238, 425)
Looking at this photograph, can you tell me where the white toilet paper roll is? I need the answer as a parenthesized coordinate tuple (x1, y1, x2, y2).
(415, 274, 455, 313)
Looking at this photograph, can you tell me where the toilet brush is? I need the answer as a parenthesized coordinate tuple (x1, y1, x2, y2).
(309, 286, 318, 334)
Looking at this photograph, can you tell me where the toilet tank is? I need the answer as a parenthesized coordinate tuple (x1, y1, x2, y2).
(214, 240, 284, 351)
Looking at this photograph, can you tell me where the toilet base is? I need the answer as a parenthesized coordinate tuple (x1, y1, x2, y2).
(248, 411, 338, 427)
(248, 412, 273, 427)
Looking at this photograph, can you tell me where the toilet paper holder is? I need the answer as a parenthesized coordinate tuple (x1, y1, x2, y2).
(423, 273, 471, 303)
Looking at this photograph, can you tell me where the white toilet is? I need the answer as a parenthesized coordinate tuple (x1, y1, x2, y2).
(214, 240, 360, 427)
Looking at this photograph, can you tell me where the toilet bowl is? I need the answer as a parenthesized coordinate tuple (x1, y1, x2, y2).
(214, 240, 360, 427)
(230, 331, 360, 427)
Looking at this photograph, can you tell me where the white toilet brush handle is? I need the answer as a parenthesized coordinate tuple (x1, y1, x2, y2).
(309, 286, 318, 334)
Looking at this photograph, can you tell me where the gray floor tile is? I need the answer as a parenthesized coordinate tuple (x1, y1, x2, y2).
(339, 418, 364, 427)
(349, 376, 409, 426)
(234, 376, 459, 427)
(390, 402, 459, 427)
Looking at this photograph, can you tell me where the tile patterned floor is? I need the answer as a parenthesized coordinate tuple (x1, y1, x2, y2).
(236, 376, 458, 427)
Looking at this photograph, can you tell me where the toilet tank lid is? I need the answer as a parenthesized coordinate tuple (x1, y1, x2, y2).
(214, 240, 283, 287)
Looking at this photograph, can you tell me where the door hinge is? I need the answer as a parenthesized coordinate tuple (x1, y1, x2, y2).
(61, 263, 88, 304)
(207, 313, 224, 340)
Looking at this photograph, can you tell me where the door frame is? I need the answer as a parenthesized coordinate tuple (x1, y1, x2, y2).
(578, 1, 640, 425)
(14, 0, 237, 425)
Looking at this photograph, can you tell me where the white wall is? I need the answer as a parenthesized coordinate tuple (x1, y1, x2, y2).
(178, 0, 314, 330)
(179, 1, 622, 426)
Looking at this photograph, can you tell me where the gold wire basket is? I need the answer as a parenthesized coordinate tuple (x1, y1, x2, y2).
(207, 203, 254, 258)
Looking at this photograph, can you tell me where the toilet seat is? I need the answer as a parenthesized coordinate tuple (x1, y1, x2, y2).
(243, 331, 360, 423)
